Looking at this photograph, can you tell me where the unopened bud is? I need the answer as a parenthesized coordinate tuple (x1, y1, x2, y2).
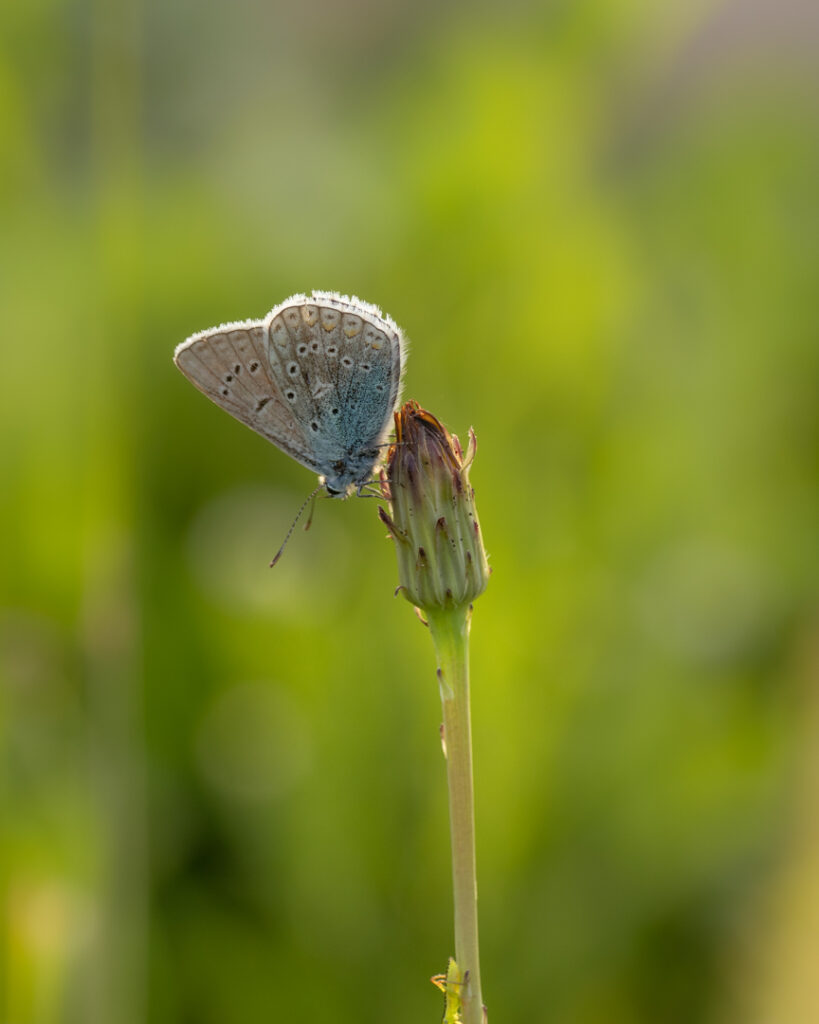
(379, 401, 490, 612)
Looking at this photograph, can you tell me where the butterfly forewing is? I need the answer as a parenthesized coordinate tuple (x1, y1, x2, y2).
(174, 321, 319, 471)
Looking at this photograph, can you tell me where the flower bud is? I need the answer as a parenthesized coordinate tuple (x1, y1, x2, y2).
(379, 401, 490, 612)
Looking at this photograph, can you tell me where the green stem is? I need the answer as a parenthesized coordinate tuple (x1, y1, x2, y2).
(427, 605, 484, 1024)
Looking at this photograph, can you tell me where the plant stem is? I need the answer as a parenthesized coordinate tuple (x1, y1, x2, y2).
(428, 604, 484, 1024)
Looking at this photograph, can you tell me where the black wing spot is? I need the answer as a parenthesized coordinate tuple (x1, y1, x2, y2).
(256, 397, 271, 412)
(221, 388, 229, 396)
(250, 361, 260, 372)
(310, 421, 319, 433)
(234, 364, 241, 374)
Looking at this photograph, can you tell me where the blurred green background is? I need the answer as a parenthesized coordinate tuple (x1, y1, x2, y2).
(2, 1, 818, 1022)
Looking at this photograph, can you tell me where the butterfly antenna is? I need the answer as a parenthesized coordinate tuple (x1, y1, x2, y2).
(270, 482, 323, 567)
(303, 488, 318, 533)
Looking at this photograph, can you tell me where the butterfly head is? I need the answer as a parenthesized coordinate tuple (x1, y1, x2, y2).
(321, 449, 381, 497)
(322, 479, 351, 498)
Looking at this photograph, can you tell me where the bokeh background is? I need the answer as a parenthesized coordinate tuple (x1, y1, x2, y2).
(2, 1, 818, 1022)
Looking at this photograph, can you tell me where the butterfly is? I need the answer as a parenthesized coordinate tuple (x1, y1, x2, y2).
(174, 291, 406, 497)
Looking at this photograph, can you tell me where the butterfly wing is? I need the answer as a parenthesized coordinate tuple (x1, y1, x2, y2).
(173, 320, 320, 473)
(263, 294, 406, 474)
(309, 292, 405, 452)
(174, 293, 407, 488)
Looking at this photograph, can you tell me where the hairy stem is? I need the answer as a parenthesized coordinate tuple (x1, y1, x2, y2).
(428, 605, 483, 1024)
